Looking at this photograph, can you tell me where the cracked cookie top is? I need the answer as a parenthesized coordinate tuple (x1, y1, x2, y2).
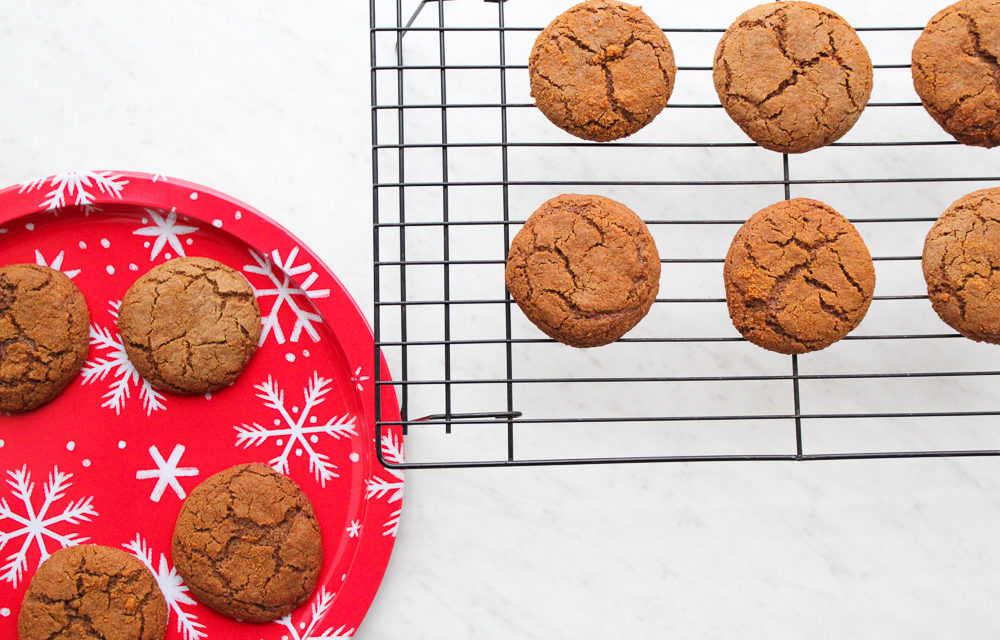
(713, 1, 873, 153)
(18, 544, 168, 640)
(912, 0, 1000, 147)
(171, 463, 323, 622)
(0, 263, 89, 413)
(724, 198, 875, 354)
(118, 256, 261, 395)
(528, 0, 676, 142)
(923, 187, 1000, 342)
(505, 194, 660, 348)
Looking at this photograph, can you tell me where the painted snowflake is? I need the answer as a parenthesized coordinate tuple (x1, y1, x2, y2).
(275, 587, 354, 639)
(0, 466, 97, 587)
(234, 373, 358, 487)
(135, 445, 199, 503)
(34, 249, 81, 279)
(123, 534, 206, 640)
(18, 170, 127, 212)
(349, 366, 370, 392)
(365, 432, 404, 537)
(133, 207, 199, 261)
(243, 248, 330, 346)
(81, 301, 167, 415)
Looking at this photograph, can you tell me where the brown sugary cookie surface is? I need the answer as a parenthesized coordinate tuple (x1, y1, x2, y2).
(118, 256, 261, 394)
(18, 545, 168, 640)
(724, 198, 875, 354)
(912, 0, 1000, 147)
(171, 463, 323, 622)
(505, 194, 660, 347)
(0, 263, 89, 413)
(529, 0, 676, 142)
(923, 188, 1000, 342)
(713, 1, 873, 153)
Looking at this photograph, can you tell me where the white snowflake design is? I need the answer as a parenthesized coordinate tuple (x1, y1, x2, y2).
(275, 587, 354, 639)
(349, 367, 370, 392)
(345, 520, 361, 538)
(133, 207, 199, 261)
(0, 466, 97, 587)
(18, 170, 127, 212)
(81, 301, 167, 415)
(243, 248, 331, 346)
(34, 249, 80, 279)
(365, 433, 404, 538)
(123, 534, 206, 640)
(234, 373, 358, 488)
(135, 445, 199, 503)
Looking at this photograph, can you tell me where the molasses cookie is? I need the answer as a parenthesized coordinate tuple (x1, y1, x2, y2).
(923, 187, 1000, 342)
(713, 2, 873, 153)
(724, 198, 875, 354)
(912, 0, 1000, 147)
(18, 545, 168, 640)
(529, 0, 676, 142)
(172, 463, 323, 622)
(117, 256, 261, 395)
(505, 194, 660, 347)
(0, 263, 89, 413)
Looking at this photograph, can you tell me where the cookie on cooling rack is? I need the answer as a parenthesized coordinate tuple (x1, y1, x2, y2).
(724, 198, 875, 354)
(0, 263, 89, 413)
(18, 545, 168, 640)
(713, 1, 873, 153)
(172, 463, 323, 622)
(912, 0, 1000, 147)
(117, 256, 261, 394)
(923, 187, 1000, 342)
(529, 0, 676, 141)
(505, 194, 660, 348)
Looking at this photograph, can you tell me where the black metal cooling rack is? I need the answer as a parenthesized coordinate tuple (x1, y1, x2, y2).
(370, 0, 1000, 469)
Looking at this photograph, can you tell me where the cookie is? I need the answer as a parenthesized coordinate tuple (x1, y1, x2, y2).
(724, 198, 875, 354)
(0, 264, 89, 413)
(912, 0, 1000, 147)
(713, 1, 873, 153)
(528, 0, 676, 142)
(117, 256, 261, 395)
(17, 545, 168, 640)
(923, 187, 1000, 342)
(171, 463, 323, 622)
(505, 194, 660, 347)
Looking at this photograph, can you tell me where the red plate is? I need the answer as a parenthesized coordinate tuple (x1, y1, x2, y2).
(0, 171, 402, 639)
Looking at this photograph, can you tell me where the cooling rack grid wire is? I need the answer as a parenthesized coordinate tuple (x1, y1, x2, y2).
(371, 0, 1000, 469)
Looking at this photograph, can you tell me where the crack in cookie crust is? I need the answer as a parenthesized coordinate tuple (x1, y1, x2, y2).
(171, 463, 323, 623)
(713, 1, 873, 153)
(17, 545, 168, 640)
(529, 0, 676, 142)
(505, 193, 660, 348)
(0, 264, 89, 412)
(724, 198, 876, 354)
(912, 0, 1000, 147)
(117, 257, 261, 395)
(923, 187, 1000, 342)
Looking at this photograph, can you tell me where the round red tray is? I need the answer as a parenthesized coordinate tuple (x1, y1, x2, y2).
(0, 171, 402, 639)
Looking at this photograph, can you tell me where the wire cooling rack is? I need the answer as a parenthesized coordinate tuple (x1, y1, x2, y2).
(371, 0, 1000, 469)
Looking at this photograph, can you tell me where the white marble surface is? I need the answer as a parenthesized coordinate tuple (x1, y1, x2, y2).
(4, 1, 1000, 637)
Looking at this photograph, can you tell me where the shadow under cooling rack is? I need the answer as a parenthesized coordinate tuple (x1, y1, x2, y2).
(370, 0, 1000, 469)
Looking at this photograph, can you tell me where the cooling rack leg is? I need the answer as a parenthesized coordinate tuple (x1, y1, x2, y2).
(783, 153, 805, 458)
(396, 0, 410, 432)
(497, 0, 516, 461)
(436, 0, 454, 434)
